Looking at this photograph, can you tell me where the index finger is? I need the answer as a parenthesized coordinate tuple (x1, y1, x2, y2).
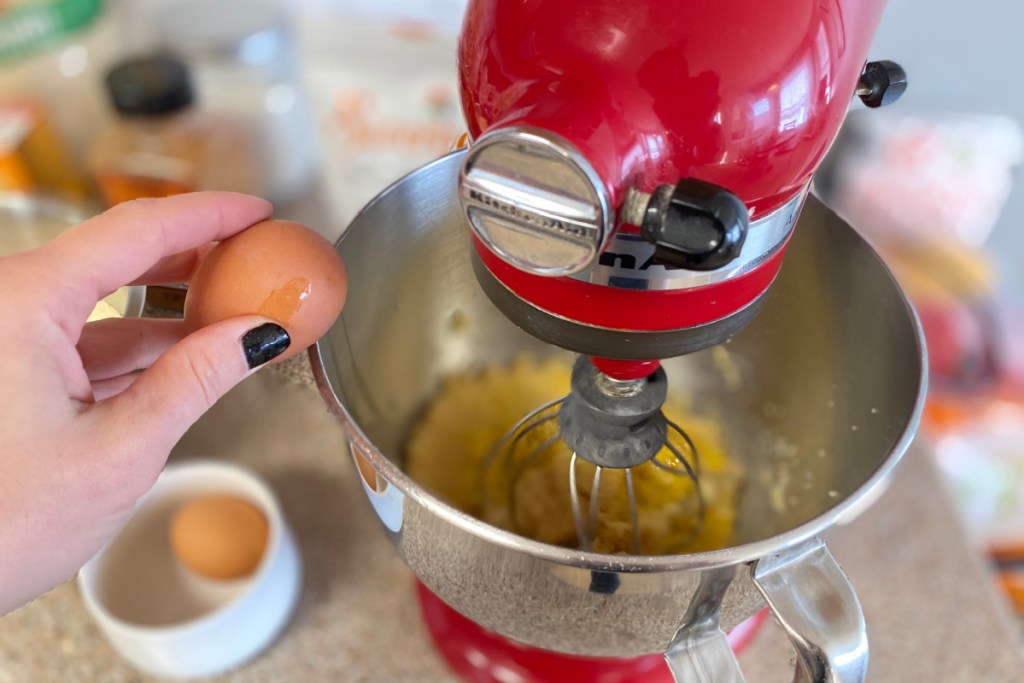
(35, 192, 272, 324)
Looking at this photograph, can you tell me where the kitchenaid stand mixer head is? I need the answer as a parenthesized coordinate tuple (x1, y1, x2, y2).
(457, 0, 906, 552)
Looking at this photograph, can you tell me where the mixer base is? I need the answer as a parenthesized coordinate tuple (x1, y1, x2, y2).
(415, 581, 767, 683)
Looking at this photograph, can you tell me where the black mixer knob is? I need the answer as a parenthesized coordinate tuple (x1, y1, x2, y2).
(639, 178, 748, 271)
(856, 60, 908, 108)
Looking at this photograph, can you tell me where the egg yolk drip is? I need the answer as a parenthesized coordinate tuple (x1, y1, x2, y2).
(405, 356, 744, 555)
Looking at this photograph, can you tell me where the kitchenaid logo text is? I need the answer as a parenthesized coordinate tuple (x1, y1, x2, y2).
(469, 189, 588, 238)
(597, 249, 678, 271)
(591, 234, 689, 274)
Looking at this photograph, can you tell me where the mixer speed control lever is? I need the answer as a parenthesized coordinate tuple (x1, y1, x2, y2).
(636, 178, 749, 272)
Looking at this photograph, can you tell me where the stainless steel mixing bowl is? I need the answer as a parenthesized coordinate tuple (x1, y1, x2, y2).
(311, 151, 926, 683)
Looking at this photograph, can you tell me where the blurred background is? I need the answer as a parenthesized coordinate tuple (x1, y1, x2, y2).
(1, 0, 1022, 626)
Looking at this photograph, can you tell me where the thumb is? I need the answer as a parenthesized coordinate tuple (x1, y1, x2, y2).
(102, 316, 291, 459)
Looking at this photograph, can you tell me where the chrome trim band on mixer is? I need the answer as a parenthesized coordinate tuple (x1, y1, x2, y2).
(571, 187, 807, 291)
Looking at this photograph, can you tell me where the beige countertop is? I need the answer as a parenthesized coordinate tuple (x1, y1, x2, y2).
(2, 371, 1022, 682)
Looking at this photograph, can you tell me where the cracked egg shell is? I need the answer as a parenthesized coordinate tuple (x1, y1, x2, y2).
(184, 219, 346, 362)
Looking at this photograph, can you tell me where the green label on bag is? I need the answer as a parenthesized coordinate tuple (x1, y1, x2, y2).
(0, 0, 103, 63)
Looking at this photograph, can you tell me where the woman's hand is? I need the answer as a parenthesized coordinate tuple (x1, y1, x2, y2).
(0, 192, 292, 615)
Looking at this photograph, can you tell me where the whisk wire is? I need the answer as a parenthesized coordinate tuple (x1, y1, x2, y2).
(666, 417, 701, 477)
(505, 413, 559, 477)
(587, 466, 603, 544)
(568, 452, 589, 550)
(662, 439, 707, 545)
(625, 468, 640, 554)
(481, 396, 565, 471)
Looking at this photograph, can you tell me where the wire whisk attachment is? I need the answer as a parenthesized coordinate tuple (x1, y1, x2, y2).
(481, 356, 705, 554)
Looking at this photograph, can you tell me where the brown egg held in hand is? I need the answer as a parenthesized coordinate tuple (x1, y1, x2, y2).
(170, 495, 270, 580)
(184, 219, 347, 362)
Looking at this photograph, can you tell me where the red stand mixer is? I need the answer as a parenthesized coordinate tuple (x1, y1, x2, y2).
(454, 0, 901, 678)
(312, 1, 923, 682)
(456, 0, 905, 554)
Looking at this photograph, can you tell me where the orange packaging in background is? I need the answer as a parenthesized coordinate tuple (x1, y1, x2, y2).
(0, 101, 89, 198)
(93, 170, 193, 206)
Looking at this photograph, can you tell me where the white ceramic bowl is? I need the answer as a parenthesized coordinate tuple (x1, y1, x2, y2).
(78, 461, 302, 679)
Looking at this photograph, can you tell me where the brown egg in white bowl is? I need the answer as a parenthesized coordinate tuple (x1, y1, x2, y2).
(78, 461, 301, 679)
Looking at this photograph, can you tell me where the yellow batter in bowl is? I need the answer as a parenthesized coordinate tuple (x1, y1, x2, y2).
(406, 355, 743, 555)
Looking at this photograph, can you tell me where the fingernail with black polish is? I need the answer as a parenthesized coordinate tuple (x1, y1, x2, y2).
(242, 323, 291, 369)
